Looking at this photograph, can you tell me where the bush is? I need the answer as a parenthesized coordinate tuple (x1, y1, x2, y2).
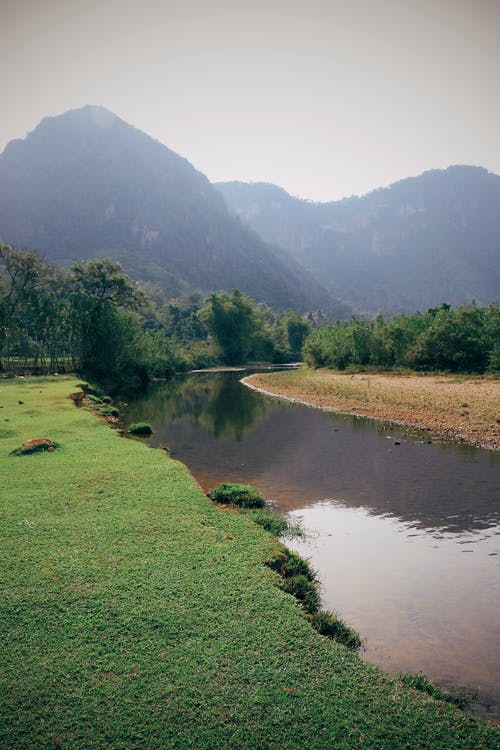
(127, 423, 153, 436)
(311, 611, 361, 651)
(281, 574, 320, 614)
(87, 394, 102, 404)
(208, 482, 265, 508)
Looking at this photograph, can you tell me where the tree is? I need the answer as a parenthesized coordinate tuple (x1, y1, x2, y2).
(0, 244, 48, 359)
(199, 290, 269, 365)
(69, 259, 146, 374)
(70, 258, 145, 311)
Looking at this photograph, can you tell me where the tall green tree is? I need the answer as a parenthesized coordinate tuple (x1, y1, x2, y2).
(199, 289, 272, 365)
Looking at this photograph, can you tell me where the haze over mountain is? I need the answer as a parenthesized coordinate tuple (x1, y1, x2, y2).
(217, 167, 500, 313)
(0, 106, 340, 314)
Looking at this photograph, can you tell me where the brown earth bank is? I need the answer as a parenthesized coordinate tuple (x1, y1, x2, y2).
(242, 368, 500, 451)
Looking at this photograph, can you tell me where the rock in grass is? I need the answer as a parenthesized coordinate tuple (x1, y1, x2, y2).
(127, 423, 153, 436)
(10, 438, 58, 456)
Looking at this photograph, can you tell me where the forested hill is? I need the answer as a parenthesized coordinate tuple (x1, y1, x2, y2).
(217, 167, 500, 313)
(0, 106, 340, 313)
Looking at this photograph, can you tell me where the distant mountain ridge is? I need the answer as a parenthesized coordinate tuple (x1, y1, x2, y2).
(217, 167, 500, 313)
(0, 106, 340, 313)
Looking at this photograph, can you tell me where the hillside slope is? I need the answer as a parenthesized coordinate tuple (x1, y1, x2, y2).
(217, 167, 500, 313)
(0, 106, 337, 312)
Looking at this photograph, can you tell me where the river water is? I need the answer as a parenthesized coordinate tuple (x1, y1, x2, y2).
(121, 369, 500, 719)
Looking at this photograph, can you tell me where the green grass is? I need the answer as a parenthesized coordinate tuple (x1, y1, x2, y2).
(208, 482, 266, 508)
(0, 377, 498, 749)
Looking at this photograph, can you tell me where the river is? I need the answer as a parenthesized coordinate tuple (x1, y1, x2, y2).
(121, 369, 500, 720)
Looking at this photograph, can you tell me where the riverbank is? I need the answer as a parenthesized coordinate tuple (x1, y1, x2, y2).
(243, 368, 500, 450)
(1, 377, 498, 748)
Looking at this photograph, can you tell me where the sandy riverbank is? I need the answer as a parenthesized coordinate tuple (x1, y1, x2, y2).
(242, 369, 500, 450)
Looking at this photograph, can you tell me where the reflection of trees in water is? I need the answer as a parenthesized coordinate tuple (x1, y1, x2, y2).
(124, 372, 267, 441)
(200, 376, 266, 440)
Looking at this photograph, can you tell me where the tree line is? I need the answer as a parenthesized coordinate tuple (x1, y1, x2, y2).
(2, 245, 497, 389)
(0, 245, 311, 390)
(303, 303, 499, 373)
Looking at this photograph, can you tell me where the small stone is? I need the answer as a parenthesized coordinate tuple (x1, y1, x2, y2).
(394, 440, 401, 445)
(18, 400, 24, 405)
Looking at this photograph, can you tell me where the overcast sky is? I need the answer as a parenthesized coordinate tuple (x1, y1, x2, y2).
(1, 0, 499, 201)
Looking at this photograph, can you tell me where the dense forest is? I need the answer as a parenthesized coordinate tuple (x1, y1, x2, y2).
(1, 245, 497, 392)
(303, 303, 500, 373)
(0, 245, 311, 391)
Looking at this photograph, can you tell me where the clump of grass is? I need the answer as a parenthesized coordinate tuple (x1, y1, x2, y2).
(399, 672, 476, 711)
(208, 482, 265, 508)
(127, 422, 152, 435)
(264, 549, 290, 573)
(311, 610, 361, 651)
(100, 406, 120, 417)
(283, 550, 316, 581)
(281, 574, 320, 614)
(87, 394, 102, 404)
(101, 395, 112, 404)
(244, 507, 290, 536)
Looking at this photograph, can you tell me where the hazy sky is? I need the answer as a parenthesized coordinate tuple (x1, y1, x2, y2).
(1, 0, 499, 201)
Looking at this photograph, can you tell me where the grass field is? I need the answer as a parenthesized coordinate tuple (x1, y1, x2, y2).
(1, 376, 498, 749)
(244, 368, 500, 450)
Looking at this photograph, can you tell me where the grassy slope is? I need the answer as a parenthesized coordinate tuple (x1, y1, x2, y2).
(0, 377, 498, 750)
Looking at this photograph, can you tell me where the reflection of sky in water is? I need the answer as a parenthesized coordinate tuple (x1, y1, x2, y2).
(124, 372, 500, 534)
(287, 501, 500, 720)
(123, 371, 500, 719)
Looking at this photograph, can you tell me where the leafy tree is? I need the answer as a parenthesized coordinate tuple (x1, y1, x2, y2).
(0, 244, 48, 359)
(199, 289, 273, 365)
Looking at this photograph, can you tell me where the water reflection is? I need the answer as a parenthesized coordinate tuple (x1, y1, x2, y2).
(124, 372, 266, 441)
(122, 370, 500, 718)
(123, 372, 499, 535)
(286, 501, 500, 720)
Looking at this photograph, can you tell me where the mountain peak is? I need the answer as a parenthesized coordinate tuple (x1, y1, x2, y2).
(0, 109, 336, 313)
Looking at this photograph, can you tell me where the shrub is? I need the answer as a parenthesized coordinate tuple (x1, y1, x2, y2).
(208, 482, 265, 508)
(281, 574, 320, 614)
(128, 423, 153, 436)
(311, 611, 361, 651)
(87, 394, 102, 404)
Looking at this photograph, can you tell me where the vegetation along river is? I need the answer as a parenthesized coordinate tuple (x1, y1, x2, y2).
(121, 369, 500, 720)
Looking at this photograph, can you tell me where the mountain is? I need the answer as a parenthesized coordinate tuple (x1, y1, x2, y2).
(217, 167, 500, 313)
(0, 106, 339, 313)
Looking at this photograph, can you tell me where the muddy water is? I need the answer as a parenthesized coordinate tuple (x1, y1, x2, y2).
(122, 370, 500, 719)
